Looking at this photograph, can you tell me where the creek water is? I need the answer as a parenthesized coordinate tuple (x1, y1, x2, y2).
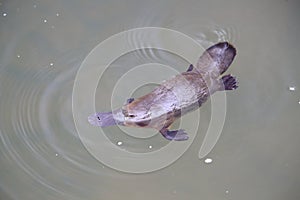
(0, 0, 299, 200)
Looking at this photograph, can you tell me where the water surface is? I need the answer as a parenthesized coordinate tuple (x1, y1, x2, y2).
(1, 0, 300, 199)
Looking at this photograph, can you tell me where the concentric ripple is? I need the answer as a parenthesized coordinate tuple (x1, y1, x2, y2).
(1, 23, 239, 199)
(0, 53, 110, 199)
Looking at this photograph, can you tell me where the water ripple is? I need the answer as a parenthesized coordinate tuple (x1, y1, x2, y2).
(0, 49, 108, 199)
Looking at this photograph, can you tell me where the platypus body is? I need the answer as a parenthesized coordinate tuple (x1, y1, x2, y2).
(88, 42, 238, 141)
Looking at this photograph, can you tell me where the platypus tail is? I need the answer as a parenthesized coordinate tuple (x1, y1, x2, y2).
(196, 42, 236, 77)
(88, 111, 119, 127)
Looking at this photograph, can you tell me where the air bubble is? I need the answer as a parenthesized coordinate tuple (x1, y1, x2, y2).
(149, 145, 152, 149)
(3, 13, 7, 17)
(117, 141, 123, 146)
(289, 86, 296, 91)
(43, 19, 47, 23)
(204, 158, 213, 164)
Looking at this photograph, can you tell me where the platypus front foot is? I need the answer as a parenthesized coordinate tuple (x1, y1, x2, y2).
(160, 128, 189, 141)
(186, 64, 194, 72)
(126, 98, 134, 104)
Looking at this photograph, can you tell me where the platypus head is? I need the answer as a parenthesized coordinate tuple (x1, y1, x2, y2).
(121, 101, 147, 125)
(122, 100, 168, 129)
(196, 42, 236, 78)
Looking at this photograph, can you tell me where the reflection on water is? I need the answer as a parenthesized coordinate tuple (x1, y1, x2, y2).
(288, 86, 296, 91)
(1, 0, 300, 200)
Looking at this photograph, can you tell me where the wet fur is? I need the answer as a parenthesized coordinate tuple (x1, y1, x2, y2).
(88, 42, 237, 141)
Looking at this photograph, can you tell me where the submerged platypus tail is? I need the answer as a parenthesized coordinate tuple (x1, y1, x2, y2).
(88, 111, 118, 127)
(196, 42, 236, 77)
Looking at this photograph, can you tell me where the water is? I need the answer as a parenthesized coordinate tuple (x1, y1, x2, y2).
(1, 0, 300, 200)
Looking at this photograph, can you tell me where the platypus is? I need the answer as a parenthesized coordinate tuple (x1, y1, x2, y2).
(88, 42, 237, 141)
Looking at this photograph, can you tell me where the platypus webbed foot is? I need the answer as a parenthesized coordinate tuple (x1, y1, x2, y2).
(126, 98, 134, 104)
(220, 74, 238, 90)
(186, 64, 194, 72)
(160, 129, 189, 141)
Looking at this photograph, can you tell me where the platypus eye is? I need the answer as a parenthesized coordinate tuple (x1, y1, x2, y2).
(128, 114, 136, 118)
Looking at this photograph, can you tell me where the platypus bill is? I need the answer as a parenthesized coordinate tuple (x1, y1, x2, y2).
(88, 42, 238, 141)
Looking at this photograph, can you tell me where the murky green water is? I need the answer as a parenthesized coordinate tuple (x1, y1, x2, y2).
(1, 0, 300, 200)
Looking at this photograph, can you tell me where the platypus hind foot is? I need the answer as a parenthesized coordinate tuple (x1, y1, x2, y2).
(160, 129, 189, 141)
(221, 74, 238, 90)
